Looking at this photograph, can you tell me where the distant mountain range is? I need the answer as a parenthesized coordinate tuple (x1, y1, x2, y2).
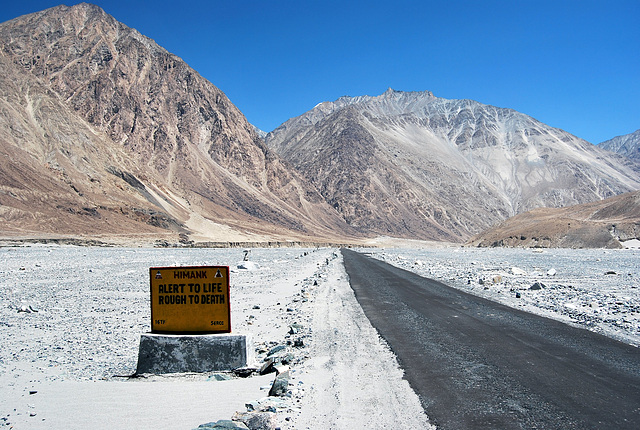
(600, 129, 640, 162)
(0, 4, 638, 245)
(266, 89, 639, 241)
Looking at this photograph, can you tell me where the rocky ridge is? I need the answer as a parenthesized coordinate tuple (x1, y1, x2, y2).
(600, 129, 640, 161)
(0, 3, 357, 244)
(0, 50, 176, 239)
(267, 89, 640, 242)
(468, 190, 640, 248)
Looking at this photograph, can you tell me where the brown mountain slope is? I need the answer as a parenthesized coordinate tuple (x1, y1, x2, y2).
(0, 52, 181, 240)
(468, 191, 640, 248)
(0, 3, 357, 243)
(268, 105, 492, 241)
(267, 89, 640, 242)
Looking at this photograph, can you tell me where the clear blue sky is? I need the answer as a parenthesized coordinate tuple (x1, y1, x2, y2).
(2, 1, 639, 143)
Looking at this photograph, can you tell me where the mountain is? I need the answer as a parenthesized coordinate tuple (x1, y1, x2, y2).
(266, 89, 640, 242)
(468, 190, 640, 248)
(0, 50, 182, 240)
(0, 3, 357, 244)
(600, 129, 640, 162)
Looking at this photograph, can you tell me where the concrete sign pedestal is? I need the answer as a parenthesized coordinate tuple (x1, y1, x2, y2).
(135, 333, 253, 374)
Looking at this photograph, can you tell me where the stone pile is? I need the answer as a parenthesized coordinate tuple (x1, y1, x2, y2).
(192, 251, 337, 429)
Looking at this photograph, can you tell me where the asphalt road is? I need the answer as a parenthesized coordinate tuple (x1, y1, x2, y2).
(341, 249, 640, 429)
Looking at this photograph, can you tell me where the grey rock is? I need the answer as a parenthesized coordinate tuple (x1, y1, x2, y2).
(280, 353, 295, 365)
(288, 323, 303, 334)
(233, 367, 256, 378)
(232, 411, 277, 430)
(269, 370, 290, 397)
(195, 420, 249, 429)
(207, 373, 232, 381)
(135, 334, 253, 374)
(267, 345, 286, 356)
(259, 358, 276, 375)
(17, 305, 32, 313)
(245, 400, 260, 412)
(245, 397, 288, 413)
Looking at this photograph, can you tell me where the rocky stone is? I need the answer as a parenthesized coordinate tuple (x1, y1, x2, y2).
(267, 345, 286, 356)
(245, 397, 289, 413)
(288, 323, 303, 334)
(233, 367, 256, 378)
(273, 364, 290, 375)
(231, 411, 278, 430)
(530, 282, 547, 290)
(268, 370, 290, 397)
(238, 262, 261, 271)
(194, 420, 249, 430)
(207, 373, 233, 381)
(259, 358, 277, 376)
(135, 334, 253, 374)
(511, 267, 527, 276)
(280, 353, 295, 365)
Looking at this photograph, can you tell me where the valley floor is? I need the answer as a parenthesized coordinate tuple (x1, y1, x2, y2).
(1, 245, 637, 429)
(0, 246, 430, 429)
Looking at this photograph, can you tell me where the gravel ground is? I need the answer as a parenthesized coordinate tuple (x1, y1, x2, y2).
(2, 245, 637, 429)
(0, 245, 430, 429)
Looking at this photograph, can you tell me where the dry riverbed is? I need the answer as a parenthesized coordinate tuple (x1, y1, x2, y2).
(0, 246, 430, 429)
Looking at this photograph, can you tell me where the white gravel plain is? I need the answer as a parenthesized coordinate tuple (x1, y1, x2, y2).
(0, 246, 431, 430)
(1, 245, 638, 429)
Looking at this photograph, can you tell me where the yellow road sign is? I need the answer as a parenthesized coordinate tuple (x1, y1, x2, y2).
(150, 266, 231, 333)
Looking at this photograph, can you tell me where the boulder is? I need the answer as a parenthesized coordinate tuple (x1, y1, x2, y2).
(232, 412, 278, 430)
(530, 282, 547, 290)
(194, 420, 249, 429)
(267, 345, 286, 356)
(268, 370, 290, 397)
(259, 358, 276, 376)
